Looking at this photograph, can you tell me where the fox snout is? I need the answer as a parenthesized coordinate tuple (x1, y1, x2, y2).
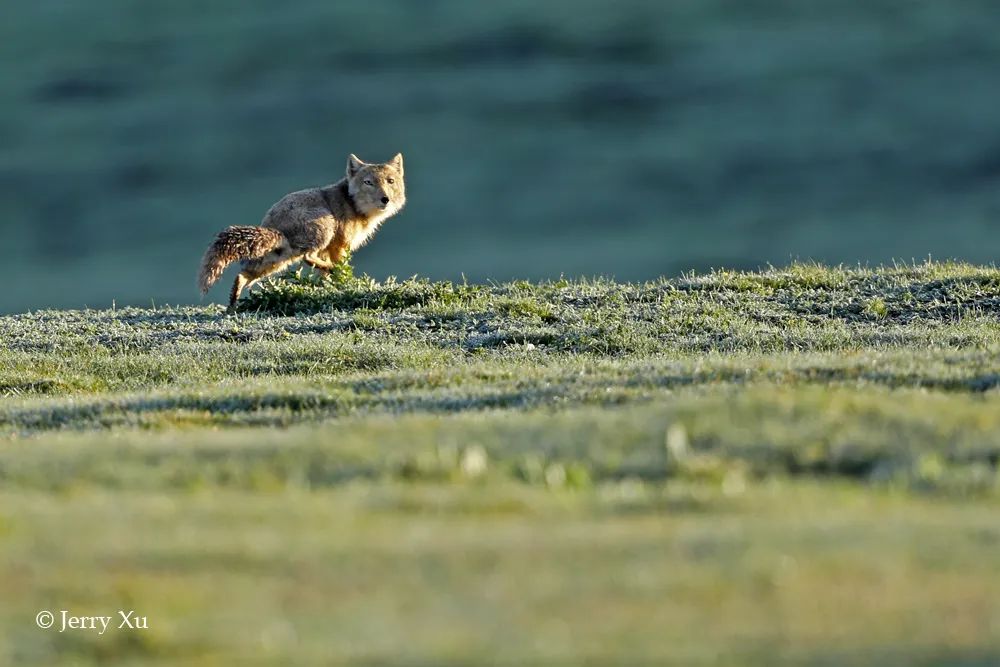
(380, 195, 390, 206)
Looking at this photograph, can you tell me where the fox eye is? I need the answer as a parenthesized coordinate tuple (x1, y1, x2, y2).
(386, 178, 395, 184)
(363, 179, 373, 186)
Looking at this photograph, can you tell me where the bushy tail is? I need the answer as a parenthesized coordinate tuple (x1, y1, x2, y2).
(198, 226, 288, 295)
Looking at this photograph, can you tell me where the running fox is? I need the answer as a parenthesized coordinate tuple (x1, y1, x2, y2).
(198, 153, 405, 310)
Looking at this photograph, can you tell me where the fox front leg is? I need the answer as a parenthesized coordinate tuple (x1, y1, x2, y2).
(303, 250, 337, 276)
(304, 240, 349, 276)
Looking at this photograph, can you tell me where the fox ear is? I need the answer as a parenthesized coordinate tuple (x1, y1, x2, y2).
(347, 154, 365, 177)
(390, 153, 404, 174)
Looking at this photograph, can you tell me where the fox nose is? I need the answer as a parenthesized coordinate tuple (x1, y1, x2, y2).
(380, 196, 390, 205)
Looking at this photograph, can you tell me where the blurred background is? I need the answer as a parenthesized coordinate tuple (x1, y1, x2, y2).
(2, 0, 1000, 313)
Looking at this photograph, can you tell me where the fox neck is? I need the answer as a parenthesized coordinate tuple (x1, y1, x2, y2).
(336, 181, 362, 218)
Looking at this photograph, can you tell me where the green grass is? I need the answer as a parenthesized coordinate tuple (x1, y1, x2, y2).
(3, 263, 1000, 665)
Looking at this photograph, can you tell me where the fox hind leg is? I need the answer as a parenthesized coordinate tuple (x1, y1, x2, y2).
(228, 274, 249, 313)
(226, 249, 302, 312)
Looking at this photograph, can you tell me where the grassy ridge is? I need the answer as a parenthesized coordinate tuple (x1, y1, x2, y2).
(2, 263, 1000, 664)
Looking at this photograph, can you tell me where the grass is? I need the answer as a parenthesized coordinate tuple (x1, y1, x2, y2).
(2, 262, 1000, 665)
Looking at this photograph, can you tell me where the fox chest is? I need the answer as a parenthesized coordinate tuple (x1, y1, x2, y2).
(344, 217, 386, 251)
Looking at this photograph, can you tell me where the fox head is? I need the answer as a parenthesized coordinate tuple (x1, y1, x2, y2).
(346, 153, 406, 217)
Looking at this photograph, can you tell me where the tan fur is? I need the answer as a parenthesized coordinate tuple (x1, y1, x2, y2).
(196, 153, 406, 311)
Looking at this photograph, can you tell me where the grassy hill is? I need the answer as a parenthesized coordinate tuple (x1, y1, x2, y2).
(3, 1, 1000, 311)
(2, 263, 1000, 665)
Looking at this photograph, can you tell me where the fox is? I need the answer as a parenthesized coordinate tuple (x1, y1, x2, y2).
(198, 153, 406, 311)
